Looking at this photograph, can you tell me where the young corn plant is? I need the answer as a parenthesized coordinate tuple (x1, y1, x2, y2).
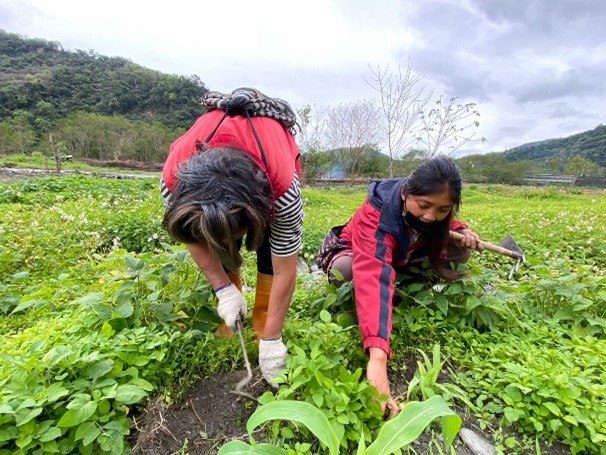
(217, 396, 462, 455)
(406, 344, 476, 412)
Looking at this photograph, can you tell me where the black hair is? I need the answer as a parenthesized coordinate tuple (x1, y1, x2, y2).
(405, 156, 463, 280)
(163, 148, 273, 271)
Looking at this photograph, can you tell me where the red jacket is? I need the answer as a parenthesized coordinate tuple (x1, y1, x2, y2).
(162, 110, 301, 202)
(340, 178, 467, 356)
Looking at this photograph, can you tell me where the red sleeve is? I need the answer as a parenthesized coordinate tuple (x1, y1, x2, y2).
(450, 219, 468, 231)
(350, 201, 397, 358)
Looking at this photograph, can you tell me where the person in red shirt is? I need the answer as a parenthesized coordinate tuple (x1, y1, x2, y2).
(162, 88, 303, 386)
(317, 156, 483, 416)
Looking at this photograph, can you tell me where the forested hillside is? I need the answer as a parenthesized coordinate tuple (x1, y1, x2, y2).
(0, 29, 208, 129)
(504, 124, 606, 167)
(0, 29, 210, 162)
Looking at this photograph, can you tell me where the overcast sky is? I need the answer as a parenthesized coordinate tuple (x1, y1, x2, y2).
(1, 0, 605, 155)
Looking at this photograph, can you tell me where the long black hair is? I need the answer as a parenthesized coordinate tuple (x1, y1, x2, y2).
(404, 156, 463, 280)
(163, 148, 273, 271)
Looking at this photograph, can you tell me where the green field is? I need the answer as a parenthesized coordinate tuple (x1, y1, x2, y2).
(1, 174, 605, 454)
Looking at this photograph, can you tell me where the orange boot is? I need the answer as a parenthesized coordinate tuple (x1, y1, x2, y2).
(253, 273, 273, 340)
(215, 270, 243, 337)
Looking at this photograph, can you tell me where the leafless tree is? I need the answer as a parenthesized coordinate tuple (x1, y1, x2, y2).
(366, 61, 431, 177)
(324, 99, 381, 179)
(296, 104, 328, 154)
(416, 95, 485, 157)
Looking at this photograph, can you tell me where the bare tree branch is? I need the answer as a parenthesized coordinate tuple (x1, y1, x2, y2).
(416, 95, 485, 157)
(365, 60, 431, 177)
(324, 99, 381, 179)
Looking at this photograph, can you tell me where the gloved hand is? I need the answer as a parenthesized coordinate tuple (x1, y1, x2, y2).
(259, 338, 288, 387)
(216, 283, 247, 332)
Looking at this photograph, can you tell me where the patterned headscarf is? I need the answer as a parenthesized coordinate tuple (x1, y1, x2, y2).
(202, 87, 299, 135)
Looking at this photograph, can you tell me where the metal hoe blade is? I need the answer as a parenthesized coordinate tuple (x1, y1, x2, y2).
(500, 234, 526, 279)
(229, 320, 257, 402)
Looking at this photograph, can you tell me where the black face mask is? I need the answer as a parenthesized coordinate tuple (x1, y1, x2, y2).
(402, 210, 437, 234)
(402, 194, 441, 234)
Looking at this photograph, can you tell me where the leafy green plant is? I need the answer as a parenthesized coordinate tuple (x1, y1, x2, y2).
(218, 396, 462, 454)
(450, 322, 606, 454)
(260, 311, 375, 450)
(395, 261, 514, 332)
(406, 344, 476, 412)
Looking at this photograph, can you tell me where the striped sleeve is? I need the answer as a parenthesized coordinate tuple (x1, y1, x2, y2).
(160, 176, 171, 205)
(270, 173, 303, 256)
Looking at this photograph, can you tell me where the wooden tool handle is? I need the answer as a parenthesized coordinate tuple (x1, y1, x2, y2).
(449, 230, 523, 259)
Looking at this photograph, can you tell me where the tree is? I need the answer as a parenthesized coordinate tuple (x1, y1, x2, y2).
(324, 99, 381, 179)
(296, 104, 328, 154)
(565, 155, 600, 177)
(366, 61, 431, 177)
(301, 149, 334, 181)
(0, 122, 18, 153)
(416, 96, 485, 157)
(9, 111, 36, 154)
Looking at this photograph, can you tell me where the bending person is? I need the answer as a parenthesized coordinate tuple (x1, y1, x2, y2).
(316, 156, 482, 416)
(162, 88, 303, 385)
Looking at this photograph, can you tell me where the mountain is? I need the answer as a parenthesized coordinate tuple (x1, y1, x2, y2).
(0, 29, 208, 130)
(503, 124, 606, 167)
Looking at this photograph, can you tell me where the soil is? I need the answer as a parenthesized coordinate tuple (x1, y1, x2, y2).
(131, 370, 273, 455)
(78, 158, 164, 172)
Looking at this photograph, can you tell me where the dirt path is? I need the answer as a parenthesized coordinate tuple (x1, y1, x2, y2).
(0, 167, 159, 180)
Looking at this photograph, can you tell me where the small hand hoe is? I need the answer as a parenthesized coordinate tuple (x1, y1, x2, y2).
(229, 319, 257, 402)
(449, 231, 526, 279)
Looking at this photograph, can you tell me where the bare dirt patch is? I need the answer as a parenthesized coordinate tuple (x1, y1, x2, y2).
(132, 370, 272, 455)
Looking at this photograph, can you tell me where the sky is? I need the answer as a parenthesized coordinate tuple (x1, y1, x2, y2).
(1, 0, 605, 155)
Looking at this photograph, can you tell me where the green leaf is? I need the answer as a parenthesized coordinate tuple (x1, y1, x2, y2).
(75, 421, 101, 446)
(246, 401, 340, 455)
(124, 256, 144, 270)
(366, 396, 461, 455)
(73, 293, 105, 305)
(563, 415, 578, 425)
(45, 383, 70, 404)
(57, 401, 97, 428)
(319, 310, 331, 323)
(434, 294, 449, 316)
(504, 407, 519, 422)
(15, 407, 43, 426)
(39, 426, 62, 442)
(10, 298, 46, 314)
(505, 437, 518, 448)
(357, 430, 367, 455)
(116, 300, 134, 318)
(550, 419, 562, 432)
(114, 384, 148, 404)
(16, 399, 37, 410)
(312, 393, 324, 408)
(86, 359, 114, 380)
(218, 440, 286, 454)
(0, 403, 13, 414)
(543, 402, 562, 417)
(42, 345, 73, 367)
(0, 427, 18, 442)
(13, 271, 30, 280)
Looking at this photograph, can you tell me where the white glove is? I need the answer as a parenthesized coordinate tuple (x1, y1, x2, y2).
(216, 283, 247, 332)
(259, 338, 288, 387)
